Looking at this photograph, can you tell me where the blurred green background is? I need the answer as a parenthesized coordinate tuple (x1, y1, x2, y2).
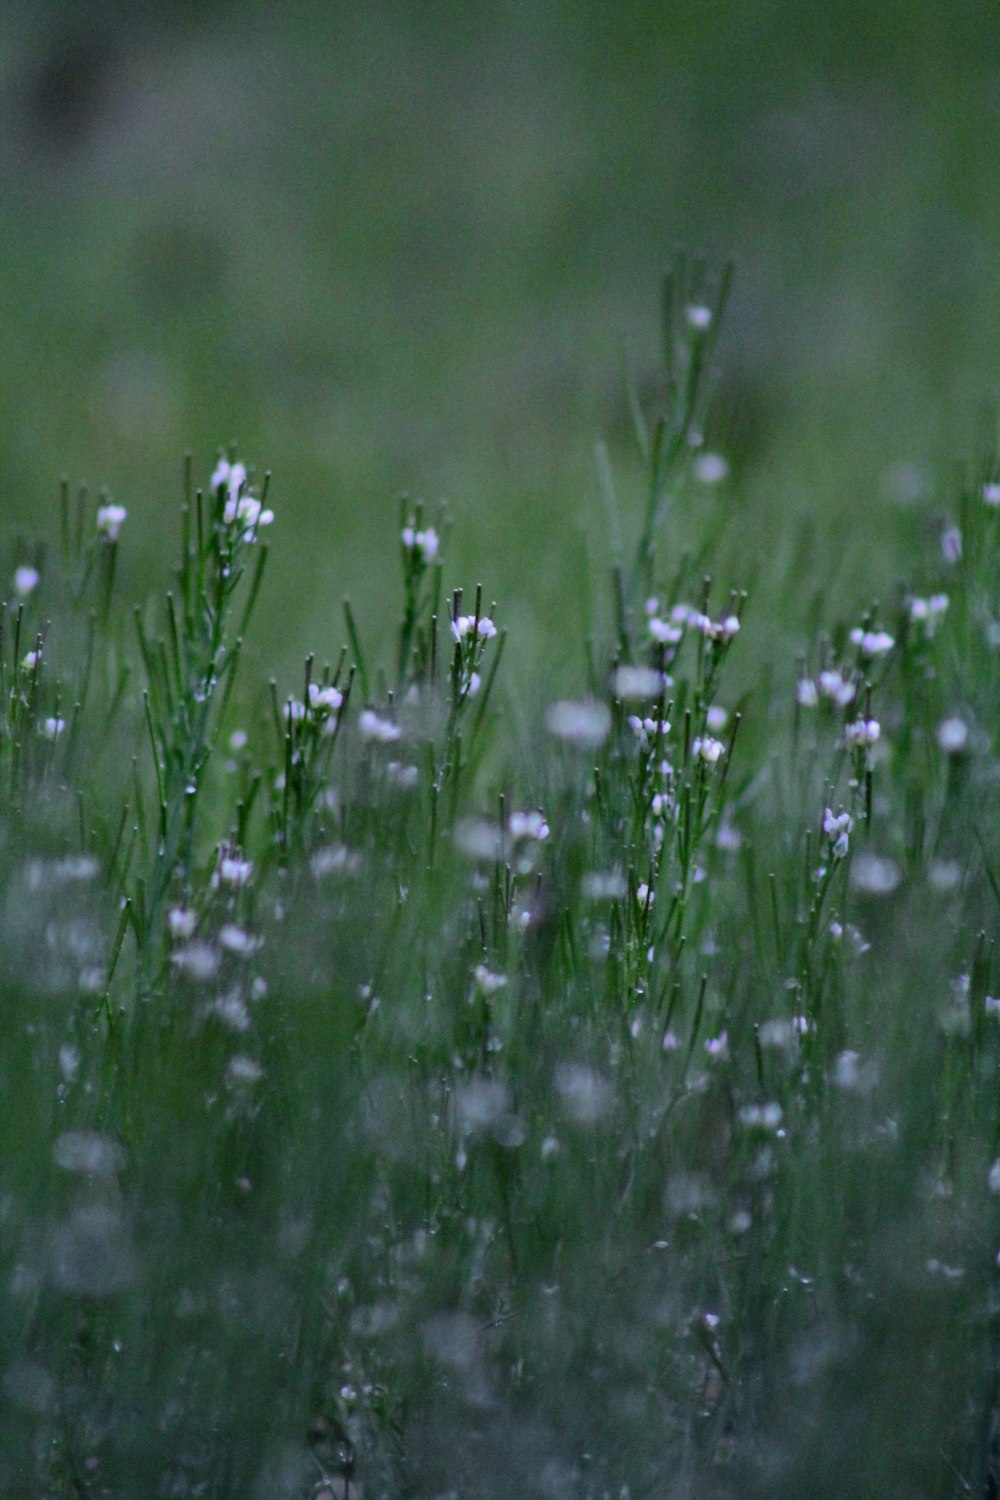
(2, 0, 999, 683)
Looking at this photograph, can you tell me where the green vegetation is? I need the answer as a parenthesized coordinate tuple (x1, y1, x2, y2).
(0, 264, 997, 1496)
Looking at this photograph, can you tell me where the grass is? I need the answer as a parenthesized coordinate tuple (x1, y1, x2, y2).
(0, 260, 999, 1498)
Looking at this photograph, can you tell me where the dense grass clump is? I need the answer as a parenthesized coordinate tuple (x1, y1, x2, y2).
(0, 265, 998, 1498)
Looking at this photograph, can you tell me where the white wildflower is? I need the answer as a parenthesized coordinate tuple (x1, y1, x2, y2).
(218, 924, 263, 958)
(796, 676, 819, 707)
(22, 649, 42, 671)
(308, 682, 343, 715)
(215, 853, 253, 888)
(693, 452, 728, 484)
(451, 613, 496, 642)
(402, 525, 439, 562)
(456, 1076, 510, 1132)
(611, 665, 668, 699)
(908, 593, 949, 636)
(473, 964, 507, 996)
(627, 714, 670, 748)
(692, 735, 725, 765)
(454, 818, 504, 862)
(706, 705, 729, 733)
(648, 616, 684, 645)
(167, 907, 197, 941)
(937, 717, 968, 754)
(223, 495, 273, 536)
(554, 1062, 613, 1124)
(386, 761, 419, 789)
(13, 565, 39, 597)
(582, 869, 626, 900)
(738, 1102, 783, 1130)
(941, 525, 962, 563)
(844, 717, 880, 748)
(704, 1031, 729, 1061)
(927, 858, 962, 892)
(849, 627, 894, 657)
(983, 483, 1000, 507)
(508, 809, 549, 843)
(226, 1055, 265, 1087)
(822, 807, 853, 859)
(850, 851, 900, 896)
(41, 716, 65, 740)
(358, 708, 401, 744)
(310, 844, 363, 878)
(636, 882, 653, 908)
(171, 942, 220, 982)
(96, 504, 127, 541)
(818, 668, 856, 707)
(545, 699, 611, 749)
(685, 304, 712, 330)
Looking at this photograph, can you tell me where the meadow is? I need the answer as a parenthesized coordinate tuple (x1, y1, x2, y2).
(0, 259, 997, 1497)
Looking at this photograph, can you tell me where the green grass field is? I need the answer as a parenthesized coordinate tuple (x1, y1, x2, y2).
(0, 259, 998, 1496)
(3, 4, 1000, 1493)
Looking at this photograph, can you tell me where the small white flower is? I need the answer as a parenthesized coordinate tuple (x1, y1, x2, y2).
(636, 882, 653, 907)
(308, 683, 343, 715)
(402, 525, 439, 562)
(545, 699, 611, 750)
(850, 851, 900, 896)
(627, 714, 671, 748)
(849, 627, 894, 657)
(451, 613, 496, 643)
(823, 807, 853, 859)
(648, 616, 684, 646)
(739, 1102, 783, 1130)
(386, 761, 419, 789)
(358, 708, 401, 744)
(983, 483, 1000, 507)
(908, 593, 949, 636)
(310, 844, 363, 878)
(817, 668, 856, 707)
(704, 1031, 729, 1060)
(508, 810, 550, 842)
(22, 649, 42, 671)
(714, 614, 741, 642)
(210, 458, 232, 492)
(796, 677, 818, 707)
(215, 853, 253, 888)
(226, 1055, 265, 1087)
(41, 716, 65, 740)
(223, 495, 273, 536)
(218, 924, 263, 958)
(473, 964, 507, 996)
(937, 717, 968, 754)
(13, 565, 39, 597)
(941, 525, 962, 563)
(692, 735, 725, 765)
(171, 941, 220, 982)
(844, 717, 880, 748)
(611, 665, 668, 699)
(686, 304, 712, 330)
(96, 504, 127, 541)
(167, 907, 197, 940)
(693, 452, 728, 484)
(706, 705, 729, 734)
